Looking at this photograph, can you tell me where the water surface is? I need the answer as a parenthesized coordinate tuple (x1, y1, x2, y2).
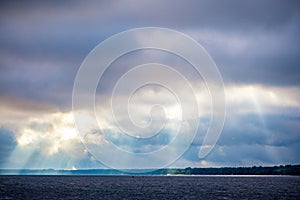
(1, 175, 299, 199)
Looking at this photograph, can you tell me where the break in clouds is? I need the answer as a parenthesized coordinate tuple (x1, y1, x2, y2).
(0, 0, 300, 169)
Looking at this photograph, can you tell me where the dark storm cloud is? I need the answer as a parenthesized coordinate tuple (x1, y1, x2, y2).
(122, 0, 300, 31)
(208, 142, 300, 166)
(0, 1, 123, 109)
(219, 114, 300, 147)
(0, 61, 75, 110)
(183, 138, 300, 166)
(0, 0, 299, 108)
(206, 26, 300, 86)
(181, 112, 300, 166)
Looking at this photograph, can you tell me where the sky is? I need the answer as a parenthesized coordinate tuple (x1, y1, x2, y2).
(0, 0, 300, 169)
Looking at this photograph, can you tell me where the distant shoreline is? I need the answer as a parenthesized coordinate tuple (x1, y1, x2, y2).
(1, 164, 299, 176)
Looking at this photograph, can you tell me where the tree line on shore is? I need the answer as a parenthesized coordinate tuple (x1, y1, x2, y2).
(154, 164, 300, 175)
(1, 164, 299, 175)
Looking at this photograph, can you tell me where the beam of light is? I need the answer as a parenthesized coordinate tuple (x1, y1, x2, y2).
(248, 86, 267, 128)
(3, 112, 84, 169)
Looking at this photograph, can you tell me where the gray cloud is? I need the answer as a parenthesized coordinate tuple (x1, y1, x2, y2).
(219, 114, 300, 147)
(0, 128, 17, 166)
(0, 0, 299, 107)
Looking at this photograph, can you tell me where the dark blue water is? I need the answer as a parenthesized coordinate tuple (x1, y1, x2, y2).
(1, 175, 299, 199)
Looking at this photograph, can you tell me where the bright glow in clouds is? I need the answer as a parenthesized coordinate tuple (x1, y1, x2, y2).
(1, 112, 89, 169)
(15, 112, 79, 154)
(225, 85, 300, 113)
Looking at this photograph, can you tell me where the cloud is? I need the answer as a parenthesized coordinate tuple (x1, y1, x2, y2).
(219, 114, 300, 147)
(0, 128, 17, 166)
(0, 110, 106, 169)
(0, 0, 299, 114)
(0, 1, 300, 168)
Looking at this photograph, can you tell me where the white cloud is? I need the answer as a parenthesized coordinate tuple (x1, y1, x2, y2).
(225, 84, 300, 114)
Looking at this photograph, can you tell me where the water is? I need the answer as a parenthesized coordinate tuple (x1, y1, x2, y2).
(1, 175, 299, 199)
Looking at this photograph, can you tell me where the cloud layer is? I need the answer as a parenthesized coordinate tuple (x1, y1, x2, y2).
(0, 0, 300, 169)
